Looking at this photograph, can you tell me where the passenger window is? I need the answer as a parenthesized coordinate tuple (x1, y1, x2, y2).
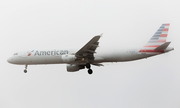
(14, 53, 18, 55)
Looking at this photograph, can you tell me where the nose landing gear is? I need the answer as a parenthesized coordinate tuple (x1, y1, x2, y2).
(24, 65, 28, 73)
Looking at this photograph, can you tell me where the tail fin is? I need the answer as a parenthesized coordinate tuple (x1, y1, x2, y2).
(140, 23, 170, 53)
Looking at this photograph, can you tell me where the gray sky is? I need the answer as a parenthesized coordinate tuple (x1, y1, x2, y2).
(1, 0, 180, 108)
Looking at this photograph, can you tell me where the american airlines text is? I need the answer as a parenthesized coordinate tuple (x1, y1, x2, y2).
(34, 50, 68, 56)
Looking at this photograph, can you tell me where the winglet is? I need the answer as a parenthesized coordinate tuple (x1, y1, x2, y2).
(154, 42, 171, 51)
(100, 33, 103, 37)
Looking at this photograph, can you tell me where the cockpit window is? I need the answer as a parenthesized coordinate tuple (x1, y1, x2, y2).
(14, 53, 18, 55)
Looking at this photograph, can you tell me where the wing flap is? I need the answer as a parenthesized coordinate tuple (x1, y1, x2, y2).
(85, 50, 96, 53)
(92, 63, 104, 66)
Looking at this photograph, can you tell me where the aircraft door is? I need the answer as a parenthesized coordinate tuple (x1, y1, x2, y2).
(22, 51, 28, 58)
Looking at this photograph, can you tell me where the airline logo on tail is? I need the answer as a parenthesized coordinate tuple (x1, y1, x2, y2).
(139, 23, 170, 53)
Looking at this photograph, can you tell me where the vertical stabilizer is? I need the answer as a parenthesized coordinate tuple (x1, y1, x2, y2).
(139, 23, 170, 53)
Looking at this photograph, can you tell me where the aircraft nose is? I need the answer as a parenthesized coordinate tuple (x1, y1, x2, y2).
(7, 57, 13, 63)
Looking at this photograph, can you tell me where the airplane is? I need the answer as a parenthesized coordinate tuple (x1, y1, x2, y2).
(7, 23, 174, 74)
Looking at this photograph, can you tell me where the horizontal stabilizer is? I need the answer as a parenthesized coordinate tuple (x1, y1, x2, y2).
(154, 42, 171, 51)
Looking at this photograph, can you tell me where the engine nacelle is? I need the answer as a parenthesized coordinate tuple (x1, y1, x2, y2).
(62, 55, 76, 63)
(66, 64, 85, 72)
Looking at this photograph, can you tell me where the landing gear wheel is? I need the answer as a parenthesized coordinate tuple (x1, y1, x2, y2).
(24, 64, 28, 73)
(24, 69, 27, 73)
(88, 69, 93, 74)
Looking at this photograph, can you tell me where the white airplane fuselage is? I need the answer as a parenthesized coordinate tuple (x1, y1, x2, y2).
(7, 47, 173, 65)
(7, 24, 174, 74)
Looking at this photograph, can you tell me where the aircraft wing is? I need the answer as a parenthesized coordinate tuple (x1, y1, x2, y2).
(75, 35, 101, 61)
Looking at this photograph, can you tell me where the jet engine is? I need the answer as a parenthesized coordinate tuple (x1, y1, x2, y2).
(66, 64, 85, 72)
(62, 55, 76, 63)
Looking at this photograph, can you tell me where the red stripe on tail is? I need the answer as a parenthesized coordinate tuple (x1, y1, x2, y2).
(158, 40, 166, 43)
(139, 50, 164, 53)
(163, 28, 169, 31)
(160, 34, 167, 37)
(144, 45, 160, 47)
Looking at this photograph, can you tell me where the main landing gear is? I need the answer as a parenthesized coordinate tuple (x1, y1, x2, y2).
(86, 63, 93, 74)
(24, 64, 27, 73)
